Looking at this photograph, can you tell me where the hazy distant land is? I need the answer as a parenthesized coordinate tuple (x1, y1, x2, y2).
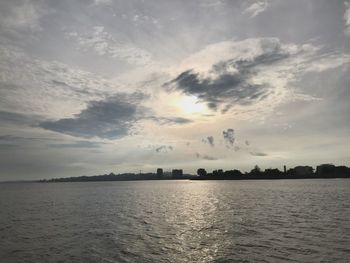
(40, 164, 350, 182)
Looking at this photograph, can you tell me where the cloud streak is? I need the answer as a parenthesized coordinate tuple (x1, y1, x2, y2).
(243, 1, 269, 18)
(345, 1, 350, 35)
(196, 153, 218, 160)
(66, 26, 153, 66)
(0, 44, 120, 119)
(250, 151, 268, 156)
(47, 141, 104, 149)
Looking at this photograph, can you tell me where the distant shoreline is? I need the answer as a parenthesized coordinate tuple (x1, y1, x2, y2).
(36, 177, 350, 183)
(38, 164, 350, 183)
(1, 176, 350, 184)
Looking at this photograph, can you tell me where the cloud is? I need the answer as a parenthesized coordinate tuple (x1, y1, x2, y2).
(0, 134, 58, 142)
(244, 1, 269, 18)
(155, 145, 173, 153)
(223, 129, 235, 148)
(207, 136, 214, 147)
(250, 151, 268, 156)
(345, 1, 350, 35)
(39, 92, 190, 139)
(196, 153, 218, 160)
(202, 136, 215, 147)
(167, 38, 350, 116)
(0, 110, 40, 126)
(170, 69, 270, 112)
(66, 26, 153, 66)
(93, 0, 112, 6)
(150, 116, 193, 125)
(0, 44, 192, 139)
(47, 141, 104, 149)
(167, 38, 294, 112)
(40, 92, 148, 139)
(200, 0, 225, 8)
(0, 44, 120, 120)
(0, 134, 62, 150)
(0, 0, 49, 32)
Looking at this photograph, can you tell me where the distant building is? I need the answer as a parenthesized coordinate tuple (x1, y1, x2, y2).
(293, 166, 313, 176)
(163, 171, 172, 179)
(156, 168, 163, 177)
(316, 164, 336, 175)
(172, 169, 183, 178)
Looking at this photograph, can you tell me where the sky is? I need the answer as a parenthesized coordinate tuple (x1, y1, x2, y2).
(0, 0, 350, 180)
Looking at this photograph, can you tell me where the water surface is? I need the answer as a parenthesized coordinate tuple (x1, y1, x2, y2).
(1, 179, 350, 262)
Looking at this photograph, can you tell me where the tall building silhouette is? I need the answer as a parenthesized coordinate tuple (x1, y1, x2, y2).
(172, 169, 183, 179)
(157, 168, 163, 177)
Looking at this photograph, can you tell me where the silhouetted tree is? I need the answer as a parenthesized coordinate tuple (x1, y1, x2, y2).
(250, 165, 262, 175)
(197, 168, 207, 177)
(264, 168, 282, 177)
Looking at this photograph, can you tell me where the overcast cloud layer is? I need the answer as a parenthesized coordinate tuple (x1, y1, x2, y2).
(0, 0, 349, 180)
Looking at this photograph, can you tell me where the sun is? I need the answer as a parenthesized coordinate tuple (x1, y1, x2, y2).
(177, 95, 207, 114)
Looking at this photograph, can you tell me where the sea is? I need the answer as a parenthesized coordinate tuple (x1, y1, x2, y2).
(1, 179, 350, 262)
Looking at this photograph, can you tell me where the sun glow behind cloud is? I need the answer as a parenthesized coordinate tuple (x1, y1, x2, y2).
(176, 95, 207, 114)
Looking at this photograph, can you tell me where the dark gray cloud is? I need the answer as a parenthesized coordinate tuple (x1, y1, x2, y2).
(0, 135, 59, 150)
(155, 145, 173, 153)
(0, 135, 104, 150)
(150, 116, 192, 125)
(0, 135, 61, 142)
(223, 128, 235, 148)
(39, 92, 191, 139)
(0, 135, 38, 141)
(166, 39, 292, 112)
(202, 136, 215, 147)
(39, 92, 146, 139)
(47, 141, 104, 149)
(250, 151, 268, 157)
(195, 153, 218, 160)
(0, 111, 40, 126)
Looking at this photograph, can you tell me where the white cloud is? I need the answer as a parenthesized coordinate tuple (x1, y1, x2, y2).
(66, 26, 154, 67)
(345, 1, 350, 35)
(0, 44, 124, 119)
(200, 0, 225, 8)
(93, 0, 112, 6)
(243, 1, 269, 18)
